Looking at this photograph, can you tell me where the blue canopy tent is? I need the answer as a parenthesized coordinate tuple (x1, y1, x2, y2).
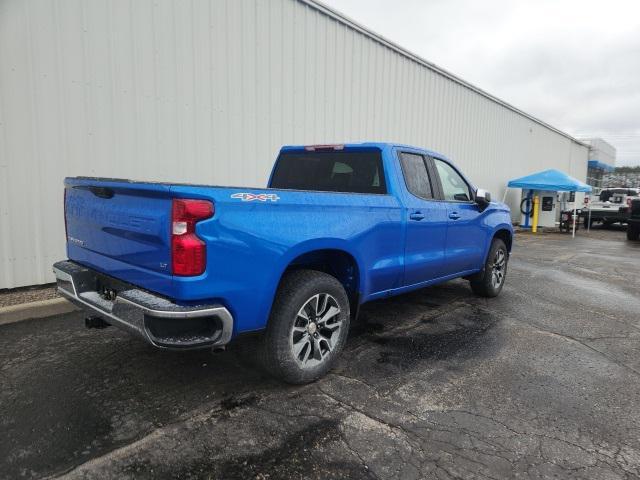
(507, 169, 592, 193)
(505, 169, 592, 237)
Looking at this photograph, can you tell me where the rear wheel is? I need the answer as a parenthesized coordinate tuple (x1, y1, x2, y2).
(261, 270, 350, 384)
(470, 238, 508, 298)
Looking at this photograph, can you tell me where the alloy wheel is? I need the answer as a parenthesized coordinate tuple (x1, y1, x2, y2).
(290, 293, 342, 368)
(491, 249, 507, 288)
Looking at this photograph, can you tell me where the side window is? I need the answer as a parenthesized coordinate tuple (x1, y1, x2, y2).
(399, 153, 433, 199)
(434, 159, 472, 202)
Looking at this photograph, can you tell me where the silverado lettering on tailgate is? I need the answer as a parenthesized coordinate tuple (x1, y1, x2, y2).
(66, 196, 157, 233)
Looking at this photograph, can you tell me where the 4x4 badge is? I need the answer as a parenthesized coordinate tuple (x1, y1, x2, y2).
(231, 193, 280, 202)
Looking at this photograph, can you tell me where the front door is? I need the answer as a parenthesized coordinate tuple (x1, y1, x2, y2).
(398, 152, 449, 286)
(432, 158, 485, 276)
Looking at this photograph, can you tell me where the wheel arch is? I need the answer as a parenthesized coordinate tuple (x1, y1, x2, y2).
(281, 247, 361, 309)
(478, 226, 513, 269)
(492, 227, 513, 252)
(269, 240, 364, 320)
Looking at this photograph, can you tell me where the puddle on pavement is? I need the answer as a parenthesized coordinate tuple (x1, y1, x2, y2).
(371, 307, 498, 369)
(349, 315, 385, 337)
(124, 418, 373, 480)
(215, 419, 367, 480)
(220, 393, 259, 411)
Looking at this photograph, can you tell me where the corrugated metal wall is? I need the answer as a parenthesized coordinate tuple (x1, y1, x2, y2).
(0, 0, 588, 289)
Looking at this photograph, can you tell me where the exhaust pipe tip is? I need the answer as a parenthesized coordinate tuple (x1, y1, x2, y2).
(85, 316, 110, 329)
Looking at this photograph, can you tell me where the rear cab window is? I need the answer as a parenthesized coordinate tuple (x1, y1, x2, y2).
(270, 149, 387, 194)
(398, 152, 434, 200)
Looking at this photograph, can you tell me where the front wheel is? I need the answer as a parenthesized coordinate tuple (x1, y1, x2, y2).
(261, 270, 350, 384)
(470, 238, 508, 298)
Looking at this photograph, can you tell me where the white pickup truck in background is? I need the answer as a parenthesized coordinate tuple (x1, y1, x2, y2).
(583, 188, 640, 227)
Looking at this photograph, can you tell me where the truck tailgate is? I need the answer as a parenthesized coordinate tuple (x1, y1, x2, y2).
(64, 178, 173, 293)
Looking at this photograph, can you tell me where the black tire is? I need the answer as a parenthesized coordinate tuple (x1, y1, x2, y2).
(470, 238, 508, 298)
(260, 269, 350, 384)
(627, 224, 640, 241)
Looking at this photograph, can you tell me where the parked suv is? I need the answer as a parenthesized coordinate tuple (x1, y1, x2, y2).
(583, 188, 640, 227)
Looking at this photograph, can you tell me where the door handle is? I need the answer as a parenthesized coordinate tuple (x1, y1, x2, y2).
(409, 212, 425, 221)
(448, 212, 460, 220)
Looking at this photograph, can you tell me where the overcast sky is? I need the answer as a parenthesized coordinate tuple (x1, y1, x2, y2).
(322, 0, 640, 167)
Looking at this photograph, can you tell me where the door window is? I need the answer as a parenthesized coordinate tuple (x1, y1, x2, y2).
(399, 153, 433, 199)
(434, 159, 472, 202)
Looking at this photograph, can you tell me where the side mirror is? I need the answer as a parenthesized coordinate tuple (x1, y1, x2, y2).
(475, 189, 491, 209)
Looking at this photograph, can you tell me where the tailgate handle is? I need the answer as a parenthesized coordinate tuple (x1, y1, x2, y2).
(88, 186, 115, 199)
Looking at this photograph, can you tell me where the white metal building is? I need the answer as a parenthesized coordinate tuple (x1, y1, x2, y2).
(0, 0, 589, 289)
(581, 138, 616, 190)
(582, 138, 617, 167)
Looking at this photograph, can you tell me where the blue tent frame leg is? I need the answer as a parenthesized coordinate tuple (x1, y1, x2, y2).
(522, 190, 533, 229)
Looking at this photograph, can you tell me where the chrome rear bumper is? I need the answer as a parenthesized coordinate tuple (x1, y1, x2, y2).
(53, 261, 233, 349)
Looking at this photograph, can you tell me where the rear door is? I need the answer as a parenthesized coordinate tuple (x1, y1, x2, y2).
(64, 178, 173, 291)
(431, 157, 486, 275)
(398, 151, 448, 286)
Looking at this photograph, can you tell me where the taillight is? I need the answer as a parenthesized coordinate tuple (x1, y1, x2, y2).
(171, 199, 214, 276)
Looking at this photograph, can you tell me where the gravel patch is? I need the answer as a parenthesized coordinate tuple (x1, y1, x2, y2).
(0, 284, 58, 308)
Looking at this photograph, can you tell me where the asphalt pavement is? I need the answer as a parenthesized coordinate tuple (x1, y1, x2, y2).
(2, 227, 640, 479)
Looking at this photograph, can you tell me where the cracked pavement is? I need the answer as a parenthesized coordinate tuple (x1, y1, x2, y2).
(1, 227, 640, 479)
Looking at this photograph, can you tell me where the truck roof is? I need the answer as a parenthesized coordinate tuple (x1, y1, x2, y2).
(280, 142, 450, 161)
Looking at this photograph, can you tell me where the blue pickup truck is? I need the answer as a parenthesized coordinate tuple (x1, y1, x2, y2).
(54, 143, 513, 383)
